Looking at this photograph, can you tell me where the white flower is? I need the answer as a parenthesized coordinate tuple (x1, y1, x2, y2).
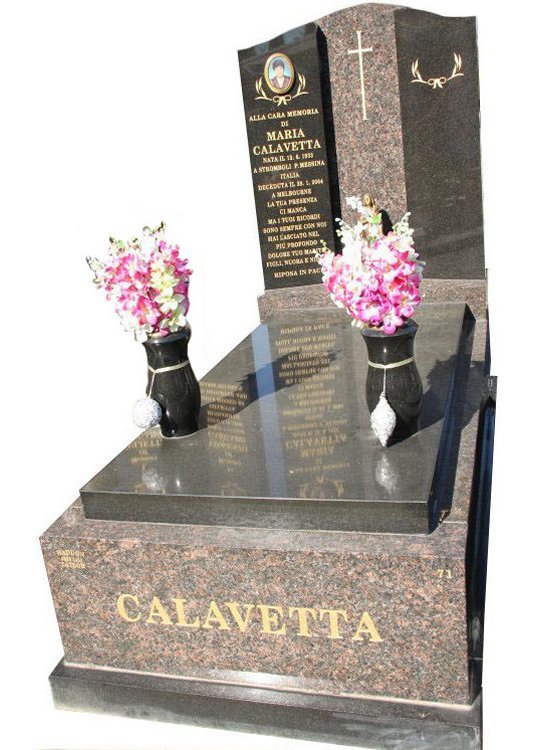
(134, 329, 149, 343)
(346, 195, 362, 211)
(168, 309, 187, 331)
(341, 238, 364, 266)
(393, 212, 414, 239)
(139, 233, 156, 258)
(156, 290, 184, 314)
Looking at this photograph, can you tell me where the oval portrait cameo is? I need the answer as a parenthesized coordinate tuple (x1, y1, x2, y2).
(264, 52, 295, 95)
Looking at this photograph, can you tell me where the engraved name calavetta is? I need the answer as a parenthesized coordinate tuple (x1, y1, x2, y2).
(117, 594, 383, 643)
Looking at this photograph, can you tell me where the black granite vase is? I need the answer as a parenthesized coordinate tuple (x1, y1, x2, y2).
(142, 326, 201, 438)
(361, 320, 423, 441)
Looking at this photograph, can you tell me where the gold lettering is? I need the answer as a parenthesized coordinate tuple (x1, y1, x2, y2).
(115, 593, 384, 645)
(266, 128, 306, 141)
(172, 598, 201, 629)
(257, 604, 286, 635)
(202, 600, 231, 630)
(253, 139, 321, 156)
(146, 596, 173, 625)
(225, 602, 255, 633)
(319, 608, 349, 639)
(352, 611, 383, 642)
(288, 606, 317, 637)
(117, 594, 141, 623)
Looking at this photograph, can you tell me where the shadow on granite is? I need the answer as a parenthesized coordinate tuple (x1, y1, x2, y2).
(422, 357, 484, 433)
(80, 304, 475, 533)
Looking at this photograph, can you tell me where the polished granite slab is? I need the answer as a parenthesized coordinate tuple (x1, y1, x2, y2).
(81, 303, 472, 533)
(50, 660, 482, 749)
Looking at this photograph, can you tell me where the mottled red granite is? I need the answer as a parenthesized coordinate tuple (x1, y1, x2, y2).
(421, 280, 487, 320)
(41, 311, 486, 709)
(41, 3, 491, 720)
(42, 506, 470, 705)
(41, 312, 487, 708)
(317, 4, 407, 226)
(258, 279, 487, 322)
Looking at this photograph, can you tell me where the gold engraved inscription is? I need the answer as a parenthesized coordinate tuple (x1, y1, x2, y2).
(116, 594, 384, 644)
(56, 548, 86, 570)
(436, 568, 453, 579)
(247, 105, 331, 282)
(348, 30, 373, 121)
(410, 53, 464, 90)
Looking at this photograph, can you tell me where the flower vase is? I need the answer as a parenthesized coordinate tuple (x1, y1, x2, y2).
(142, 326, 201, 438)
(361, 320, 423, 445)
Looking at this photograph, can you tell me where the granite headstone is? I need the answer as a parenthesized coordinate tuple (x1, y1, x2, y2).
(240, 4, 484, 285)
(239, 24, 340, 289)
(41, 5, 494, 749)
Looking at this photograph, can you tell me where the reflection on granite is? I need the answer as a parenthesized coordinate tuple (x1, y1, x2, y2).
(41, 313, 488, 709)
(81, 304, 470, 533)
(451, 319, 488, 522)
(41, 303, 489, 709)
(49, 660, 482, 748)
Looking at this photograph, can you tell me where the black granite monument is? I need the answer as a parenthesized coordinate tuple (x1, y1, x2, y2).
(239, 3, 484, 303)
(42, 5, 495, 750)
(239, 23, 341, 288)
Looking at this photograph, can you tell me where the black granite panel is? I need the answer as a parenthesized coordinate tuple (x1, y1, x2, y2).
(81, 303, 471, 533)
(395, 9, 484, 278)
(467, 378, 496, 670)
(239, 24, 339, 289)
(50, 660, 482, 749)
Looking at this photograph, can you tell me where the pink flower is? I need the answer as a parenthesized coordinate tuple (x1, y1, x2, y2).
(318, 209, 423, 333)
(88, 225, 192, 341)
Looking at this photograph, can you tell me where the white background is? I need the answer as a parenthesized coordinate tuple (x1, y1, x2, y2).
(1, 1, 538, 748)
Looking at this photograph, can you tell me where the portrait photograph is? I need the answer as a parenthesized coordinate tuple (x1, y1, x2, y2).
(264, 52, 295, 94)
(2, 2, 538, 750)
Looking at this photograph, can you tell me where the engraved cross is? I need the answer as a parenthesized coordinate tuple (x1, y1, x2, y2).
(348, 30, 373, 121)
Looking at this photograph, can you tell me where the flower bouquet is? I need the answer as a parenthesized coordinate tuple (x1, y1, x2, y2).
(317, 195, 424, 446)
(88, 223, 200, 438)
(87, 222, 191, 343)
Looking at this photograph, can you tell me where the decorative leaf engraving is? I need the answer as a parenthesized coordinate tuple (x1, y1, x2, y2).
(410, 53, 464, 89)
(255, 73, 309, 107)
